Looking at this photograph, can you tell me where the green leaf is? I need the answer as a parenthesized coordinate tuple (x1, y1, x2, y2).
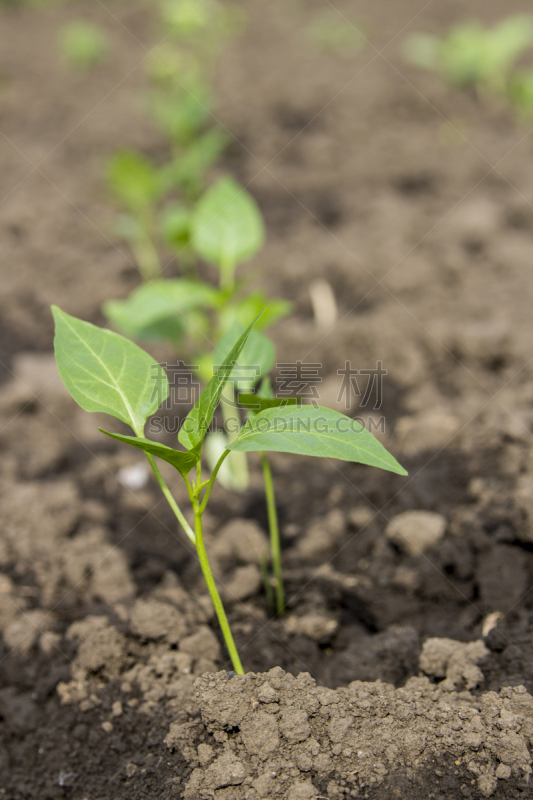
(150, 83, 211, 146)
(106, 150, 162, 212)
(214, 325, 275, 391)
(52, 306, 168, 436)
(191, 177, 265, 270)
(103, 280, 218, 344)
(178, 314, 262, 450)
(164, 129, 227, 198)
(228, 405, 407, 476)
(220, 291, 292, 332)
(237, 393, 300, 413)
(100, 429, 197, 477)
(160, 204, 192, 248)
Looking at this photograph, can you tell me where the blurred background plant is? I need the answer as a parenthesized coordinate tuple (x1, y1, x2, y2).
(58, 19, 109, 69)
(99, 0, 292, 610)
(305, 8, 366, 58)
(403, 14, 533, 116)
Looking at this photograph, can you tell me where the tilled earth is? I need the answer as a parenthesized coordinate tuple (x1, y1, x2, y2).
(1, 0, 533, 798)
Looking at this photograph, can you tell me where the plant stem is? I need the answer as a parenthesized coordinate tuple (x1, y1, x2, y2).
(199, 449, 230, 513)
(145, 454, 196, 544)
(194, 504, 244, 674)
(220, 391, 249, 491)
(135, 212, 161, 281)
(219, 254, 236, 292)
(260, 451, 284, 616)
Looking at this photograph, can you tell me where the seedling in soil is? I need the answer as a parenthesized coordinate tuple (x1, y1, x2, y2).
(305, 9, 366, 58)
(106, 150, 166, 281)
(403, 15, 533, 108)
(52, 306, 406, 673)
(103, 176, 290, 611)
(103, 175, 290, 490)
(58, 21, 109, 69)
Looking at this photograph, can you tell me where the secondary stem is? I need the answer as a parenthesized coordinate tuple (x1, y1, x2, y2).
(220, 392, 249, 491)
(199, 449, 230, 513)
(260, 451, 284, 616)
(145, 454, 196, 544)
(194, 504, 244, 674)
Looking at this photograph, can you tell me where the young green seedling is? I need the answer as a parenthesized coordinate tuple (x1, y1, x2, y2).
(305, 9, 366, 58)
(103, 176, 290, 609)
(103, 176, 289, 488)
(52, 306, 406, 672)
(58, 20, 109, 69)
(106, 151, 166, 281)
(403, 15, 533, 106)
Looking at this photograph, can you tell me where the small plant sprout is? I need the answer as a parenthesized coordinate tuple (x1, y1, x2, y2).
(58, 21, 109, 69)
(403, 15, 533, 107)
(106, 151, 166, 281)
(52, 306, 406, 673)
(103, 176, 287, 490)
(305, 9, 366, 58)
(103, 175, 290, 610)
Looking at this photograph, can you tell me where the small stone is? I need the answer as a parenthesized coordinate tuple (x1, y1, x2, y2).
(222, 564, 261, 602)
(287, 779, 318, 799)
(279, 709, 311, 743)
(129, 599, 187, 643)
(197, 744, 214, 766)
(207, 751, 247, 789)
(283, 613, 338, 642)
(240, 711, 280, 756)
(4, 610, 56, 656)
(211, 519, 268, 566)
(101, 721, 113, 733)
(257, 682, 279, 704)
(111, 701, 122, 717)
(180, 626, 221, 661)
(386, 511, 446, 555)
(117, 462, 149, 491)
(495, 763, 511, 780)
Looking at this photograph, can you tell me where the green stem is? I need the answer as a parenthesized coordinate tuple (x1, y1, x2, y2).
(194, 504, 244, 674)
(219, 254, 236, 292)
(260, 451, 284, 616)
(145, 454, 196, 544)
(200, 449, 231, 514)
(220, 392, 249, 491)
(135, 211, 161, 281)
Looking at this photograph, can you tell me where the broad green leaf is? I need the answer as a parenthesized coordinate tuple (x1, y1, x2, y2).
(106, 150, 162, 212)
(191, 177, 265, 270)
(178, 314, 262, 450)
(100, 429, 197, 477)
(228, 405, 407, 476)
(52, 306, 167, 436)
(237, 393, 300, 413)
(103, 280, 218, 344)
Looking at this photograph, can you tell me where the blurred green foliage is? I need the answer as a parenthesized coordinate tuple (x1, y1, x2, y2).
(404, 15, 533, 116)
(58, 20, 109, 69)
(305, 8, 366, 57)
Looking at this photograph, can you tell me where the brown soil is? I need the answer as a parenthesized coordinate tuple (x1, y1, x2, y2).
(2, 0, 533, 798)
